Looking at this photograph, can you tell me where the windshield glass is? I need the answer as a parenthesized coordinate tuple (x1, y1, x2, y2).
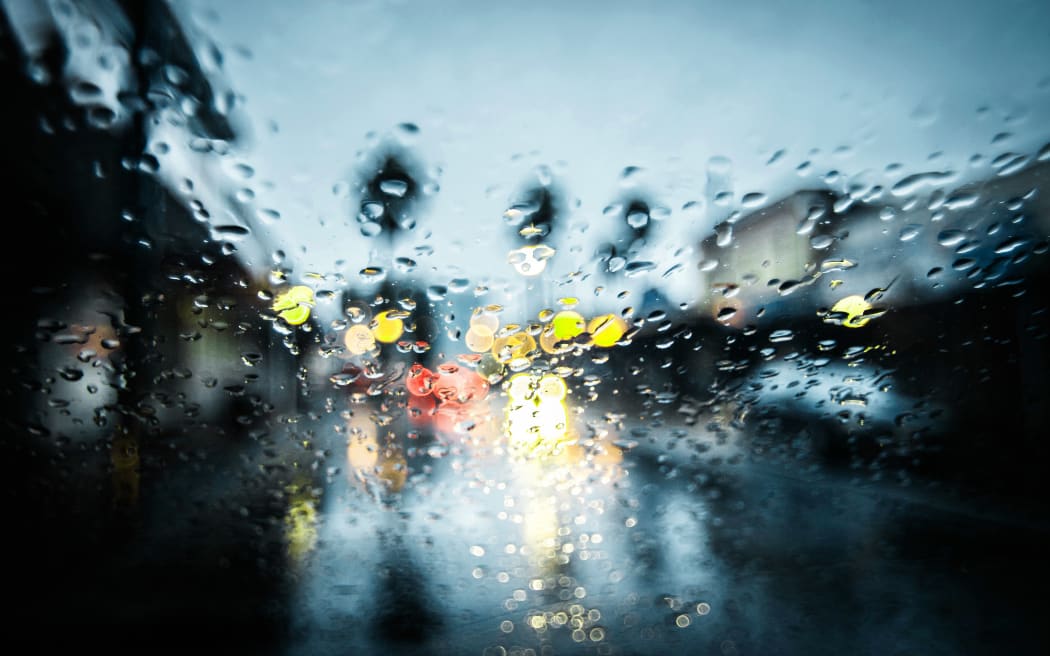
(3, 1, 1049, 654)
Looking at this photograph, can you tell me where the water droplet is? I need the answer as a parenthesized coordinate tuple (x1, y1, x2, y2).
(534, 164, 553, 186)
(70, 81, 102, 103)
(58, 366, 84, 382)
(406, 364, 438, 396)
(715, 223, 733, 247)
(379, 179, 408, 197)
(891, 171, 956, 196)
(231, 163, 255, 179)
(626, 211, 648, 229)
(138, 155, 159, 174)
(624, 261, 655, 277)
(999, 156, 1030, 177)
(810, 234, 834, 250)
(994, 236, 1028, 254)
(936, 229, 966, 247)
(1037, 142, 1050, 162)
(662, 263, 683, 278)
(359, 201, 385, 222)
(992, 151, 1026, 170)
(329, 371, 360, 387)
(86, 106, 117, 129)
(741, 192, 767, 208)
(899, 224, 922, 242)
(212, 224, 251, 241)
(717, 307, 737, 322)
(427, 285, 448, 301)
(257, 208, 281, 224)
(503, 207, 529, 226)
(359, 266, 386, 282)
(448, 278, 470, 293)
(27, 58, 50, 85)
(944, 192, 980, 210)
(833, 195, 855, 213)
(620, 166, 644, 185)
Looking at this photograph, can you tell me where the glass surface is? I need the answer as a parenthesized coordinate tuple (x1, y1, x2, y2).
(3, 1, 1049, 654)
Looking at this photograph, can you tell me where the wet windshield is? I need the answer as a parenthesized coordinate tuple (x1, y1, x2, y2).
(3, 1, 1049, 654)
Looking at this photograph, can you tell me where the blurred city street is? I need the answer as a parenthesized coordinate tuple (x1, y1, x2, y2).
(2, 1, 1049, 654)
